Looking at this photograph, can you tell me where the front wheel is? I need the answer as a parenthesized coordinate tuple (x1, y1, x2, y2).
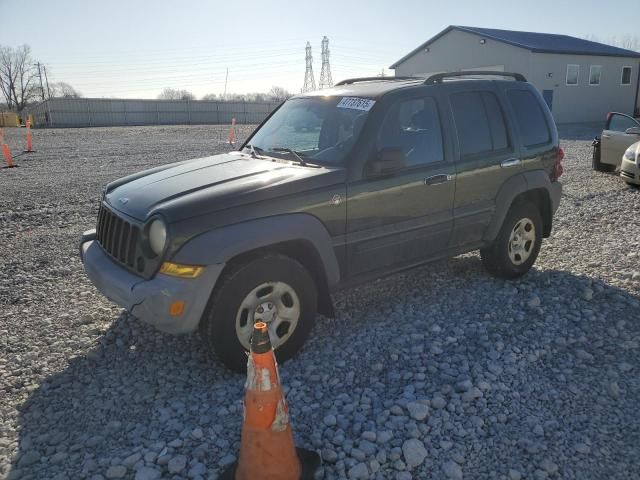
(481, 201, 543, 279)
(200, 254, 317, 372)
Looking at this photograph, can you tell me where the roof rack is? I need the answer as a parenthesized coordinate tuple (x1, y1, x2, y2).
(334, 76, 422, 86)
(424, 71, 527, 85)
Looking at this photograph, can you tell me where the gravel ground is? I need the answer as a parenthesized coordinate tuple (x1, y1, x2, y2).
(0, 125, 639, 480)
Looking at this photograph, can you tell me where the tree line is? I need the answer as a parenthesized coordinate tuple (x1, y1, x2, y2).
(157, 86, 292, 103)
(0, 44, 81, 111)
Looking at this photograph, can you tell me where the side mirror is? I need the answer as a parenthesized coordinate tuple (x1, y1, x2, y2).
(625, 126, 640, 135)
(369, 147, 406, 176)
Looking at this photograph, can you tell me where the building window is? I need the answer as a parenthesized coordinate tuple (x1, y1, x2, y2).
(589, 65, 602, 85)
(622, 66, 632, 85)
(566, 64, 580, 85)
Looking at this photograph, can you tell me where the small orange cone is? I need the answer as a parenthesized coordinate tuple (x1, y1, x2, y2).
(221, 322, 320, 480)
(229, 117, 236, 145)
(24, 115, 34, 153)
(0, 128, 16, 169)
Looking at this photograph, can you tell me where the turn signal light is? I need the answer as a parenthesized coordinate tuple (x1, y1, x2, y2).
(159, 262, 204, 279)
(169, 300, 185, 317)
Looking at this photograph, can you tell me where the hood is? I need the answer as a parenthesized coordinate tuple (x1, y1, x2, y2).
(105, 152, 344, 222)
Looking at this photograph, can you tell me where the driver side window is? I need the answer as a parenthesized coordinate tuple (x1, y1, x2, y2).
(377, 97, 444, 167)
(608, 113, 639, 133)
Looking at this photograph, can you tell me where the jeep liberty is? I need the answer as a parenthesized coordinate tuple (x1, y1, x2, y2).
(80, 72, 563, 372)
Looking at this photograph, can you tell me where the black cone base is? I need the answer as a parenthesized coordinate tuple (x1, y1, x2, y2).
(220, 447, 321, 480)
(1, 165, 18, 169)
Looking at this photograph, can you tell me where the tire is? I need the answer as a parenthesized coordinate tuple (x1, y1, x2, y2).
(480, 201, 543, 279)
(200, 254, 317, 372)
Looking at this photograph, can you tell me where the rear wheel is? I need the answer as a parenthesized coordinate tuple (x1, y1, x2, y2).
(481, 201, 543, 279)
(200, 254, 317, 372)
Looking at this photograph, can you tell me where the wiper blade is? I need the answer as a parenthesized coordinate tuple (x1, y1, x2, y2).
(271, 147, 307, 166)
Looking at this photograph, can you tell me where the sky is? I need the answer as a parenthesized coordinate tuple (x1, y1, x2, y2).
(1, 0, 638, 99)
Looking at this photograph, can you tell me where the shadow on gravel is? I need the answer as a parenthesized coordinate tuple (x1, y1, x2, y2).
(7, 258, 640, 479)
(5, 312, 244, 480)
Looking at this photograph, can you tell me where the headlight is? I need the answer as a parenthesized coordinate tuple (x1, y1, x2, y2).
(624, 146, 637, 161)
(148, 218, 167, 256)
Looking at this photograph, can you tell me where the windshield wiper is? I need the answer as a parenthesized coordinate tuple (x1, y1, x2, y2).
(271, 147, 307, 166)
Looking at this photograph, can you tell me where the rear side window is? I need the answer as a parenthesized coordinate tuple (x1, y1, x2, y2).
(451, 91, 510, 157)
(507, 90, 551, 147)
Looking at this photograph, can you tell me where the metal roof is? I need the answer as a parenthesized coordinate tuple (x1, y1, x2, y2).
(390, 25, 640, 69)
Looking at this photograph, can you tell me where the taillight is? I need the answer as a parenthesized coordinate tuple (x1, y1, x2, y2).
(551, 146, 564, 181)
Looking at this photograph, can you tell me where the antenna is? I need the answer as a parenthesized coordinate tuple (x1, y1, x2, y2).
(302, 41, 316, 93)
(319, 36, 333, 89)
(223, 67, 229, 100)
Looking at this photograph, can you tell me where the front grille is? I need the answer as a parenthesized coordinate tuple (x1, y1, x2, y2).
(621, 170, 635, 179)
(96, 204, 140, 269)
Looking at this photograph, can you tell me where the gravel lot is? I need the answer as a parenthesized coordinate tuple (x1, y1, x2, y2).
(0, 125, 639, 480)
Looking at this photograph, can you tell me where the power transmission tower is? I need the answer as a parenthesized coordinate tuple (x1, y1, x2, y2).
(35, 62, 46, 101)
(302, 41, 316, 93)
(42, 65, 52, 99)
(319, 36, 333, 89)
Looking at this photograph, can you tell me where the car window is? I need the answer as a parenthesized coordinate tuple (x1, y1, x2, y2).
(481, 92, 509, 151)
(608, 113, 639, 132)
(246, 96, 371, 165)
(451, 91, 509, 157)
(507, 89, 551, 147)
(377, 97, 444, 166)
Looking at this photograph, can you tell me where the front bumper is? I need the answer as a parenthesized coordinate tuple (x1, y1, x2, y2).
(80, 230, 224, 334)
(620, 158, 640, 185)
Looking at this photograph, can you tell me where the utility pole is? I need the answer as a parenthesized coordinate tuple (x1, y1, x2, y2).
(302, 42, 316, 93)
(35, 62, 46, 101)
(319, 36, 333, 89)
(223, 68, 228, 101)
(42, 65, 52, 99)
(378, 68, 386, 78)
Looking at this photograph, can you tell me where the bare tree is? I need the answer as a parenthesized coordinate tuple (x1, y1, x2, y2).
(201, 93, 217, 101)
(158, 88, 195, 101)
(0, 44, 39, 110)
(268, 86, 292, 102)
(50, 81, 82, 98)
(584, 33, 640, 52)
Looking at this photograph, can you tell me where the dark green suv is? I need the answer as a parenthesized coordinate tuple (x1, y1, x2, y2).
(80, 72, 563, 371)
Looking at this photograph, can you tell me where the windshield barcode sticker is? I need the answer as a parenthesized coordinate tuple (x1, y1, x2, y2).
(337, 97, 376, 111)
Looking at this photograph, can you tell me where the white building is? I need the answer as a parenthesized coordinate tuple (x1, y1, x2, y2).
(390, 26, 640, 124)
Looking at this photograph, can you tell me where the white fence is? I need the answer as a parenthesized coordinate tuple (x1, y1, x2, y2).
(23, 98, 280, 128)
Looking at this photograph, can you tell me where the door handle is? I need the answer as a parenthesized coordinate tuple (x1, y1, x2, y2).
(500, 158, 521, 168)
(602, 134, 612, 139)
(424, 174, 453, 185)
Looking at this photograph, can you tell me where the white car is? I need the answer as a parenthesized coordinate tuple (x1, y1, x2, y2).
(593, 112, 640, 172)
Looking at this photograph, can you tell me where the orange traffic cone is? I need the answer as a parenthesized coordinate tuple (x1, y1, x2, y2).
(24, 115, 34, 153)
(0, 128, 16, 169)
(221, 322, 320, 480)
(229, 117, 236, 145)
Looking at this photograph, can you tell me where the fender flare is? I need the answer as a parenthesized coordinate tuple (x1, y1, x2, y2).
(171, 213, 341, 288)
(483, 170, 554, 242)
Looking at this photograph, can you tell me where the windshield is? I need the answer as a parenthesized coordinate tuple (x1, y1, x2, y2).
(245, 96, 373, 165)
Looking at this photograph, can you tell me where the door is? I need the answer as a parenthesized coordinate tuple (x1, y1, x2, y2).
(448, 89, 520, 247)
(542, 90, 554, 111)
(601, 113, 640, 167)
(346, 95, 455, 277)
